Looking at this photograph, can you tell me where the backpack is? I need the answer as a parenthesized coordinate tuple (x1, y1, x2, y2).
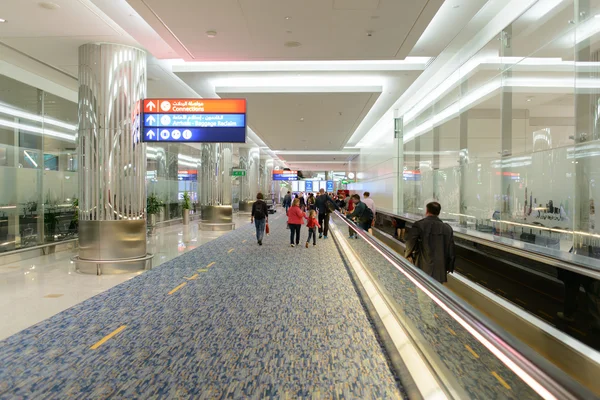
(361, 206, 374, 223)
(254, 201, 266, 220)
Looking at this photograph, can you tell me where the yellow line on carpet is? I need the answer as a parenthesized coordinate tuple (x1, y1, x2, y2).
(465, 345, 479, 359)
(168, 282, 187, 295)
(90, 325, 127, 350)
(206, 262, 216, 268)
(242, 240, 247, 243)
(447, 327, 457, 336)
(198, 269, 209, 273)
(184, 274, 198, 280)
(491, 371, 511, 390)
(228, 248, 234, 253)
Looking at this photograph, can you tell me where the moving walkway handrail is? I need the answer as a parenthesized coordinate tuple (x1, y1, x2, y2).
(376, 209, 600, 281)
(333, 211, 594, 400)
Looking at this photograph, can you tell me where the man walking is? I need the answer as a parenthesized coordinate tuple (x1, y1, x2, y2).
(283, 191, 292, 214)
(345, 194, 373, 238)
(404, 202, 455, 284)
(315, 188, 339, 239)
(251, 193, 269, 246)
(362, 192, 376, 229)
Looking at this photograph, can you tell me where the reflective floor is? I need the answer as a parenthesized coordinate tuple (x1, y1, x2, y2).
(0, 214, 247, 340)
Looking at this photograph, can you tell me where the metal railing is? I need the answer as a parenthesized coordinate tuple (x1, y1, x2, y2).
(376, 209, 600, 280)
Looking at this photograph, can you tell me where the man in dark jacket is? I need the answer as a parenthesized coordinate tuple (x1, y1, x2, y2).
(405, 202, 455, 284)
(251, 193, 269, 246)
(315, 188, 339, 239)
(283, 191, 292, 213)
(346, 194, 372, 238)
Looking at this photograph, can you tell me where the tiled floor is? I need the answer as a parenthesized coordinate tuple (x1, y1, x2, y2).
(0, 214, 247, 341)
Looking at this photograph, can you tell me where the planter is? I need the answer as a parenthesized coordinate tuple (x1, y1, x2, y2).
(149, 214, 156, 227)
(182, 209, 190, 225)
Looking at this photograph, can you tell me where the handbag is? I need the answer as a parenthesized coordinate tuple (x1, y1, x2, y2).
(265, 222, 270, 235)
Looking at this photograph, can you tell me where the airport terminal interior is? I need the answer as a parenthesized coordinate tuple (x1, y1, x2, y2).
(2, 0, 600, 398)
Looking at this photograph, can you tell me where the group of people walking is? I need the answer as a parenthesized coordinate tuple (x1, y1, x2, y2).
(256, 189, 378, 248)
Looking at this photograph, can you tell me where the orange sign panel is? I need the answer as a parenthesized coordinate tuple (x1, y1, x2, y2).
(143, 99, 246, 114)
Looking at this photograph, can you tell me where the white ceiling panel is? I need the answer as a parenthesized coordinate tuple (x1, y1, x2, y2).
(0, 0, 124, 38)
(129, 0, 442, 60)
(219, 92, 379, 152)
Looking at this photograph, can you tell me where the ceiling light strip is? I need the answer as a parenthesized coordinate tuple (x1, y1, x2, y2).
(0, 104, 77, 130)
(0, 118, 76, 141)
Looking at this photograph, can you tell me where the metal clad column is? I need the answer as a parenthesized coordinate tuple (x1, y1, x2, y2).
(77, 43, 147, 273)
(199, 143, 234, 230)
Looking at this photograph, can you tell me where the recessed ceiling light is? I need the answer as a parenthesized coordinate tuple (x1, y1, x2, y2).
(526, 97, 534, 102)
(38, 1, 60, 10)
(285, 16, 292, 20)
(0, 18, 6, 23)
(284, 41, 301, 48)
(206, 30, 217, 38)
(299, 117, 304, 122)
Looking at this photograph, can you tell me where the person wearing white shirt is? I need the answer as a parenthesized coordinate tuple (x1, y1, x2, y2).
(363, 192, 376, 227)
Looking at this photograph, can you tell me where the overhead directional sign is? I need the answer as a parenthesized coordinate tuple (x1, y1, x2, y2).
(326, 180, 334, 192)
(273, 170, 298, 181)
(141, 98, 246, 143)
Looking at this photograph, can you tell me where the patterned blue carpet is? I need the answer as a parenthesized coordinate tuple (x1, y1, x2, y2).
(0, 213, 403, 399)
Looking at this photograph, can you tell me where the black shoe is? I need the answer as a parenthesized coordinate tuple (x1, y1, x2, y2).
(319, 234, 323, 239)
(258, 240, 262, 246)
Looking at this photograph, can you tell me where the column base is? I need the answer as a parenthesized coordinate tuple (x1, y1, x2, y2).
(239, 201, 255, 213)
(77, 220, 147, 275)
(200, 205, 234, 231)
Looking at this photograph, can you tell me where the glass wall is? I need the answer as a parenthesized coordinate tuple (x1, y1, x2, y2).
(0, 74, 207, 254)
(0, 75, 78, 253)
(400, 0, 600, 265)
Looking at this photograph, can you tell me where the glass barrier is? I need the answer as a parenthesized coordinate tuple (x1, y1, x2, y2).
(329, 212, 592, 400)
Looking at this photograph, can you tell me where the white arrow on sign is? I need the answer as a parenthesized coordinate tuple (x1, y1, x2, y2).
(146, 115, 156, 124)
(146, 130, 156, 139)
(147, 101, 156, 111)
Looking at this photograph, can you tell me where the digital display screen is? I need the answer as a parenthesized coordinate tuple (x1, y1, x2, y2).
(141, 99, 246, 143)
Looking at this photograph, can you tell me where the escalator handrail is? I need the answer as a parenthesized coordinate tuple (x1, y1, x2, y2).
(333, 211, 594, 400)
(376, 209, 600, 281)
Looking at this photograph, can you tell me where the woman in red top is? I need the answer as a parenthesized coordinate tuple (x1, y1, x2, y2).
(305, 210, 321, 248)
(287, 198, 306, 247)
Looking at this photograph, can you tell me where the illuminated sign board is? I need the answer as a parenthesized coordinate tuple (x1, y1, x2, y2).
(141, 98, 246, 143)
(326, 180, 334, 192)
(273, 170, 298, 181)
(305, 181, 313, 192)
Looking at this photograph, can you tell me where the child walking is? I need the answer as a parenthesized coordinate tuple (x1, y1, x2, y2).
(305, 210, 321, 248)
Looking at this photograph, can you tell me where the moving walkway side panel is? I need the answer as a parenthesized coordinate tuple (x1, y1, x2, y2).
(329, 212, 594, 400)
(374, 211, 600, 395)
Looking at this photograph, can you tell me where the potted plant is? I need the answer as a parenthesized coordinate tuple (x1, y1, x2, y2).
(147, 193, 163, 227)
(182, 191, 191, 225)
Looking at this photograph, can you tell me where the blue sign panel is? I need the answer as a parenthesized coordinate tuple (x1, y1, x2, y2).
(144, 127, 245, 143)
(305, 181, 313, 192)
(144, 114, 245, 128)
(326, 181, 334, 192)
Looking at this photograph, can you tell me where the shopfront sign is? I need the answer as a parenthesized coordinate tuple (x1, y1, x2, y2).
(141, 98, 246, 143)
(273, 170, 298, 181)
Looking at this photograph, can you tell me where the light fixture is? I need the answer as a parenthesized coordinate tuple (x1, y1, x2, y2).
(285, 16, 291, 20)
(206, 30, 217, 38)
(0, 18, 6, 23)
(299, 117, 304, 122)
(348, 172, 355, 179)
(38, 1, 60, 10)
(526, 97, 533, 102)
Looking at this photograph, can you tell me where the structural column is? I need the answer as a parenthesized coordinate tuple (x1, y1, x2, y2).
(238, 147, 259, 212)
(77, 43, 147, 274)
(199, 143, 233, 229)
